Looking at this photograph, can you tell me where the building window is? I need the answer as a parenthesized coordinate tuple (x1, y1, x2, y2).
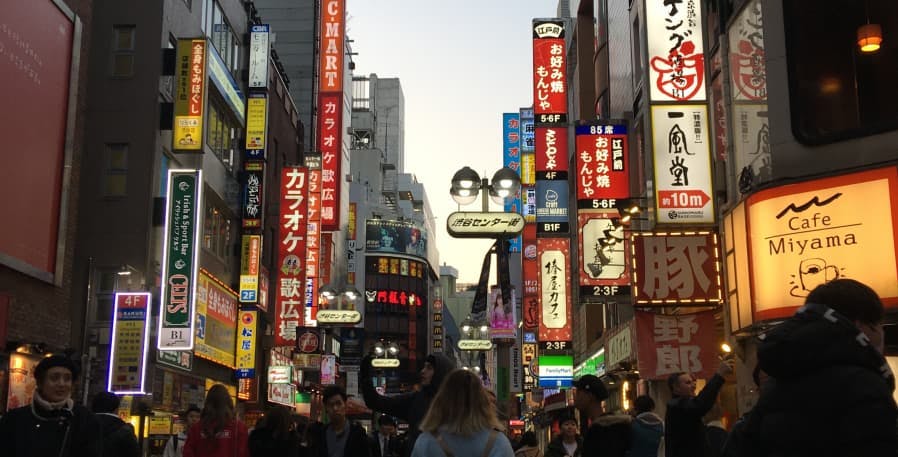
(203, 202, 233, 260)
(201, 0, 239, 72)
(103, 143, 128, 197)
(205, 93, 241, 171)
(94, 269, 119, 321)
(111, 26, 135, 77)
(784, 0, 898, 144)
(183, 0, 192, 9)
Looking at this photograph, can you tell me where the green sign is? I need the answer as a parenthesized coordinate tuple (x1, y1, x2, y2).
(156, 350, 193, 371)
(157, 170, 201, 350)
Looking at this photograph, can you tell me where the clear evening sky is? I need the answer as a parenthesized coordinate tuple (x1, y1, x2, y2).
(347, 1, 558, 284)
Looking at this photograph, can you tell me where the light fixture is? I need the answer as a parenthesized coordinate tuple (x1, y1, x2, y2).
(721, 342, 732, 354)
(479, 325, 489, 334)
(488, 167, 522, 204)
(318, 285, 337, 302)
(857, 23, 883, 53)
(387, 342, 399, 356)
(453, 166, 481, 190)
(374, 341, 385, 356)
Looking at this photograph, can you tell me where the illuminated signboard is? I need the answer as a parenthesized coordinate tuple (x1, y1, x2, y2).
(275, 167, 308, 345)
(645, 0, 706, 102)
(578, 212, 631, 297)
(630, 231, 723, 306)
(245, 94, 267, 159)
(446, 212, 524, 239)
(108, 292, 151, 394)
(235, 310, 257, 378)
(248, 24, 270, 89)
(317, 92, 342, 230)
(194, 270, 238, 368)
(538, 238, 572, 342)
(537, 354, 573, 388)
(239, 235, 261, 303)
(173, 39, 206, 152)
(574, 123, 629, 207)
(635, 309, 717, 380)
(242, 161, 264, 228)
(531, 19, 567, 123)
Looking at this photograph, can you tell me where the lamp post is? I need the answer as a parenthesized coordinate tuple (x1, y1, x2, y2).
(316, 285, 363, 325)
(450, 166, 522, 212)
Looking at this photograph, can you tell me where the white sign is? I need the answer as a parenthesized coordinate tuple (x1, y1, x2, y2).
(606, 323, 633, 369)
(645, 0, 706, 102)
(248, 25, 270, 88)
(457, 340, 493, 351)
(447, 212, 525, 239)
(651, 105, 714, 224)
(540, 249, 567, 328)
(539, 365, 573, 377)
(268, 383, 294, 406)
(315, 310, 362, 325)
(733, 103, 770, 186)
(371, 358, 401, 368)
(267, 366, 292, 384)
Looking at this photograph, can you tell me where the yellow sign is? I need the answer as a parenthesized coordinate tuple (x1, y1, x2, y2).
(236, 310, 257, 377)
(245, 95, 267, 151)
(195, 271, 238, 368)
(747, 167, 898, 321)
(173, 39, 207, 151)
(148, 416, 172, 435)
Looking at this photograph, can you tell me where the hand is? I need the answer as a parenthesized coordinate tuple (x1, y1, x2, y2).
(717, 358, 735, 377)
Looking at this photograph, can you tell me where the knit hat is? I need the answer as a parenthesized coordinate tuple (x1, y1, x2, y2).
(34, 355, 80, 381)
(574, 374, 608, 401)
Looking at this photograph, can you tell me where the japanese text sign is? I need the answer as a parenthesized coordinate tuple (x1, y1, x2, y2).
(306, 165, 322, 325)
(575, 123, 629, 206)
(108, 292, 151, 394)
(522, 224, 539, 331)
(578, 212, 630, 291)
(645, 0, 707, 102)
(635, 310, 716, 380)
(236, 310, 257, 378)
(242, 161, 265, 228)
(535, 127, 569, 176)
(245, 94, 267, 159)
(158, 169, 202, 350)
(195, 270, 238, 368)
(605, 321, 634, 370)
(520, 108, 535, 153)
(248, 25, 270, 89)
(538, 238, 572, 342)
(631, 231, 723, 305)
(275, 167, 308, 345)
(317, 93, 342, 230)
(532, 19, 568, 123)
(173, 39, 206, 151)
(729, 0, 767, 102)
(503, 112, 523, 253)
(536, 180, 569, 235)
(745, 167, 898, 321)
(239, 235, 261, 303)
(318, 0, 345, 93)
(651, 105, 715, 224)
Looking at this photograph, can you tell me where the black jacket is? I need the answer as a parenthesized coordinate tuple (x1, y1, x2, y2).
(96, 412, 140, 457)
(360, 353, 455, 456)
(0, 401, 102, 457)
(308, 421, 371, 457)
(581, 413, 631, 457)
(369, 432, 400, 457)
(729, 302, 898, 456)
(664, 374, 725, 457)
(544, 436, 582, 457)
(248, 426, 301, 457)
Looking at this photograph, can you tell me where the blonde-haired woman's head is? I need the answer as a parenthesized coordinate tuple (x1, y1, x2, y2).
(419, 369, 500, 436)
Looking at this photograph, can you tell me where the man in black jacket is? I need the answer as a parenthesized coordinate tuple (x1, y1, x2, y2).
(92, 391, 140, 457)
(360, 352, 455, 457)
(664, 358, 733, 457)
(310, 385, 371, 457)
(574, 374, 632, 456)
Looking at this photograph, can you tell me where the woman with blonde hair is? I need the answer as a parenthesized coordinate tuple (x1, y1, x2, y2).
(412, 369, 514, 457)
(184, 384, 249, 457)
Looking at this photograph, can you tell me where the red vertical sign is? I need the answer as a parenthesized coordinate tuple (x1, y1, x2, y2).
(317, 92, 342, 230)
(532, 19, 568, 123)
(635, 310, 717, 380)
(537, 238, 572, 342)
(630, 232, 723, 306)
(522, 225, 539, 331)
(275, 167, 308, 346)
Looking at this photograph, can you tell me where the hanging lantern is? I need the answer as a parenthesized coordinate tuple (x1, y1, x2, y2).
(857, 23, 883, 53)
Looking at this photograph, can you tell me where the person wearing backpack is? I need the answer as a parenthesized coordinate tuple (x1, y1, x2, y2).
(92, 391, 141, 457)
(165, 405, 202, 457)
(411, 369, 514, 457)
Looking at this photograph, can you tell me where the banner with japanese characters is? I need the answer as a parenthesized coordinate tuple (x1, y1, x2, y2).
(195, 270, 238, 368)
(242, 161, 264, 228)
(275, 167, 308, 345)
(532, 19, 568, 123)
(630, 231, 723, 305)
(173, 39, 207, 151)
(239, 235, 261, 303)
(347, 202, 357, 285)
(574, 123, 629, 207)
(108, 292, 151, 394)
(651, 105, 715, 224)
(520, 107, 535, 154)
(503, 113, 522, 253)
(522, 224, 539, 331)
(245, 94, 267, 159)
(248, 24, 270, 89)
(317, 92, 342, 231)
(235, 310, 257, 378)
(645, 0, 706, 102)
(578, 212, 630, 297)
(318, 0, 345, 93)
(305, 162, 322, 327)
(535, 125, 569, 236)
(537, 238, 571, 342)
(635, 310, 717, 380)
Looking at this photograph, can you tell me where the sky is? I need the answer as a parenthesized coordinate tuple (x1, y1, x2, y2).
(346, 1, 559, 284)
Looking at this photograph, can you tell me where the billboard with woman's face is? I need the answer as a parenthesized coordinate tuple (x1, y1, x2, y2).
(365, 219, 427, 260)
(489, 286, 517, 339)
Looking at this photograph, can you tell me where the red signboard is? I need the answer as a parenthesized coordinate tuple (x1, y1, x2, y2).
(537, 238, 572, 342)
(275, 167, 308, 346)
(317, 92, 342, 230)
(535, 127, 569, 173)
(635, 309, 717, 380)
(577, 212, 630, 288)
(574, 125, 629, 201)
(532, 20, 567, 120)
(318, 0, 345, 93)
(631, 232, 723, 305)
(522, 225, 539, 331)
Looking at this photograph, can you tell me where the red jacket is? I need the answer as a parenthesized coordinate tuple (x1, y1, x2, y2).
(183, 420, 249, 457)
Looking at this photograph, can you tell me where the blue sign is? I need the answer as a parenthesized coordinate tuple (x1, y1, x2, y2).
(524, 332, 536, 343)
(502, 113, 522, 253)
(240, 290, 256, 302)
(536, 180, 569, 224)
(574, 124, 627, 136)
(520, 108, 535, 153)
(236, 368, 255, 378)
(539, 377, 574, 388)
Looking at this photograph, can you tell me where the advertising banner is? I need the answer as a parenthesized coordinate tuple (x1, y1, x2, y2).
(6, 353, 40, 410)
(732, 103, 771, 186)
(538, 354, 573, 388)
(245, 94, 267, 159)
(242, 161, 264, 228)
(511, 338, 522, 393)
(574, 123, 629, 207)
(605, 321, 634, 370)
(318, 0, 345, 93)
(268, 383, 295, 407)
(158, 170, 202, 350)
(258, 266, 270, 312)
(523, 186, 536, 223)
(317, 92, 342, 230)
(631, 231, 723, 306)
(503, 113, 523, 253)
(108, 292, 151, 394)
(522, 224, 539, 331)
(235, 310, 257, 378)
(645, 0, 706, 102)
(239, 235, 261, 303)
(195, 270, 238, 368)
(520, 107, 535, 153)
(745, 167, 898, 320)
(635, 310, 717, 380)
(173, 39, 206, 152)
(305, 165, 321, 326)
(532, 19, 568, 123)
(729, 0, 768, 103)
(248, 24, 270, 89)
(522, 342, 537, 391)
(365, 219, 427, 260)
(275, 167, 308, 346)
(489, 287, 517, 339)
(578, 212, 631, 296)
(348, 202, 357, 284)
(651, 105, 715, 224)
(320, 354, 337, 385)
(535, 127, 569, 175)
(156, 350, 192, 372)
(537, 238, 572, 342)
(536, 179, 570, 235)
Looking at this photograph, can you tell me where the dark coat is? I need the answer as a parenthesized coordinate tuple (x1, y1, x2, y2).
(0, 401, 102, 457)
(544, 436, 582, 457)
(96, 412, 140, 457)
(360, 353, 455, 456)
(369, 432, 400, 457)
(248, 426, 300, 457)
(728, 302, 898, 456)
(628, 412, 663, 457)
(703, 424, 727, 457)
(308, 421, 371, 457)
(582, 413, 631, 457)
(664, 374, 725, 457)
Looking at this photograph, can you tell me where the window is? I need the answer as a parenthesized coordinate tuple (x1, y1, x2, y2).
(111, 26, 135, 77)
(785, 0, 898, 144)
(202, 0, 240, 72)
(94, 269, 119, 321)
(103, 143, 128, 196)
(205, 93, 241, 171)
(203, 201, 233, 260)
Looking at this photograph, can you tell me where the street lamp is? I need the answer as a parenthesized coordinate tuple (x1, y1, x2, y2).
(317, 285, 362, 325)
(450, 167, 521, 211)
(371, 340, 401, 368)
(457, 315, 492, 351)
